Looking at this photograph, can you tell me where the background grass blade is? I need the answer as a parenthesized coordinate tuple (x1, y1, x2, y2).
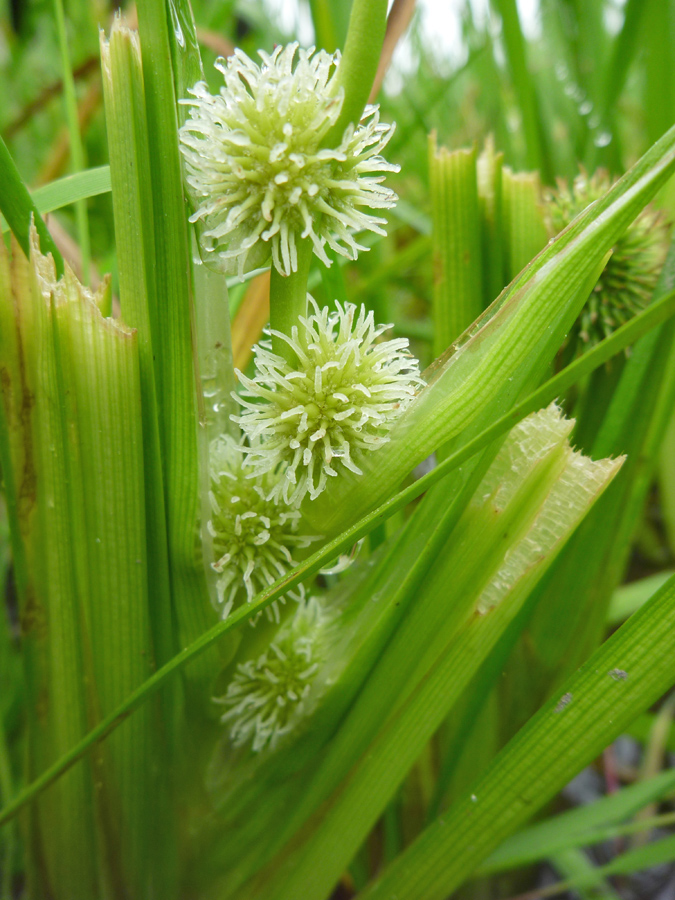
(0, 167, 112, 235)
(51, 0, 90, 283)
(0, 137, 63, 272)
(479, 768, 675, 875)
(490, 0, 552, 180)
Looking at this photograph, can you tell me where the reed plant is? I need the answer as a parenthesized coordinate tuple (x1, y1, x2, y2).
(2, 1, 675, 898)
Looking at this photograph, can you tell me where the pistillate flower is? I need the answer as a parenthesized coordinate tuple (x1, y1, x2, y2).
(207, 437, 318, 620)
(545, 169, 669, 355)
(216, 597, 330, 751)
(233, 299, 422, 506)
(179, 43, 398, 277)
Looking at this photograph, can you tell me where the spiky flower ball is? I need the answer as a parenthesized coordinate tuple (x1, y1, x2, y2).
(233, 299, 422, 506)
(179, 43, 398, 277)
(545, 170, 669, 355)
(207, 437, 318, 620)
(216, 597, 330, 752)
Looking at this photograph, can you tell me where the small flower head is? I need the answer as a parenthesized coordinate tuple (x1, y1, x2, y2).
(545, 170, 669, 354)
(233, 299, 422, 506)
(216, 596, 330, 752)
(207, 437, 318, 620)
(179, 43, 398, 277)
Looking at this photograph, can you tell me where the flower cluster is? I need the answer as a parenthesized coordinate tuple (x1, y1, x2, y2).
(233, 299, 422, 506)
(179, 43, 398, 277)
(216, 597, 330, 751)
(207, 437, 318, 620)
(545, 169, 669, 354)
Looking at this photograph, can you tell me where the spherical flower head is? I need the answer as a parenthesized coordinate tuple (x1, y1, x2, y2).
(207, 436, 318, 621)
(216, 597, 330, 752)
(233, 298, 423, 506)
(179, 43, 399, 278)
(545, 169, 670, 354)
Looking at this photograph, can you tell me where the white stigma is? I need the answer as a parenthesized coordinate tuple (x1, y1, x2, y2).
(233, 298, 423, 507)
(208, 437, 318, 621)
(216, 597, 330, 751)
(179, 43, 399, 277)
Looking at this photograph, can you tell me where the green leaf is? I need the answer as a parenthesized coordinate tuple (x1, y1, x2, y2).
(358, 572, 675, 900)
(0, 136, 63, 273)
(243, 408, 621, 900)
(304, 121, 675, 537)
(551, 848, 621, 900)
(590, 0, 648, 170)
(522, 242, 675, 693)
(490, 0, 553, 180)
(51, 0, 90, 283)
(2, 281, 674, 833)
(609, 571, 675, 625)
(479, 768, 675, 875)
(0, 168, 112, 236)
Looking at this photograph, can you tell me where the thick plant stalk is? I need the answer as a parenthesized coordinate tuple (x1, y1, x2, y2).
(100, 19, 176, 684)
(135, 0, 222, 699)
(477, 136, 506, 306)
(0, 228, 174, 896)
(14, 237, 99, 899)
(52, 261, 167, 899)
(501, 167, 548, 282)
(429, 136, 483, 356)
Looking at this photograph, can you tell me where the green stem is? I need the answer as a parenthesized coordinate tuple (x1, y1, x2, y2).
(323, 0, 389, 147)
(52, 0, 90, 284)
(270, 238, 313, 363)
(0, 715, 15, 900)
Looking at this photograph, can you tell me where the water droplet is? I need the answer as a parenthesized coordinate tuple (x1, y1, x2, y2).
(594, 131, 612, 148)
(555, 692, 573, 712)
(609, 668, 628, 681)
(579, 100, 593, 116)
